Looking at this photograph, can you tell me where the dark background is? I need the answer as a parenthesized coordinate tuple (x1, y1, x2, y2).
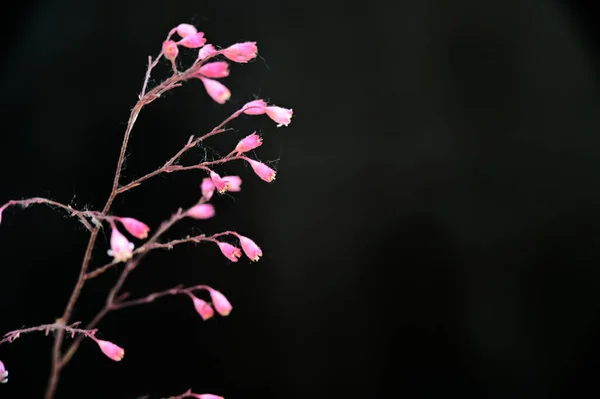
(1, 0, 600, 398)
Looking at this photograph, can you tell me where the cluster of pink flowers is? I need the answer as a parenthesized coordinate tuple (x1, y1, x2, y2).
(0, 20, 292, 399)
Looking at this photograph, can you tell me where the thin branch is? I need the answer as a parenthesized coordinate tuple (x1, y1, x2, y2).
(1, 198, 96, 232)
(110, 284, 209, 311)
(85, 230, 236, 280)
(0, 322, 97, 346)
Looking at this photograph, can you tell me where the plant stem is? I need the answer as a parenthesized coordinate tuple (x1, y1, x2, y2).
(43, 103, 143, 399)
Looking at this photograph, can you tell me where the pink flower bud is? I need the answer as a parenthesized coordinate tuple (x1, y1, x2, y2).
(208, 289, 232, 316)
(187, 204, 215, 220)
(216, 241, 242, 262)
(191, 395, 224, 399)
(265, 106, 293, 127)
(197, 44, 216, 60)
(175, 23, 197, 38)
(162, 40, 179, 62)
(201, 177, 215, 200)
(178, 32, 206, 49)
(222, 176, 242, 192)
(108, 227, 135, 262)
(118, 217, 150, 240)
(242, 99, 267, 115)
(94, 338, 125, 361)
(235, 132, 263, 153)
(222, 41, 258, 63)
(210, 171, 229, 193)
(237, 234, 263, 261)
(0, 360, 8, 384)
(190, 295, 214, 320)
(200, 77, 231, 104)
(198, 62, 229, 78)
(245, 159, 277, 182)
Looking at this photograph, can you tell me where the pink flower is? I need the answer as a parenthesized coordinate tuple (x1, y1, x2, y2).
(242, 99, 267, 115)
(191, 395, 224, 399)
(200, 77, 231, 104)
(118, 217, 150, 240)
(107, 227, 134, 262)
(201, 177, 215, 200)
(162, 40, 179, 62)
(198, 62, 229, 78)
(197, 44, 217, 60)
(216, 241, 242, 262)
(265, 106, 293, 127)
(187, 204, 215, 220)
(0, 360, 8, 384)
(222, 41, 257, 63)
(175, 23, 197, 38)
(237, 234, 263, 261)
(208, 289, 232, 316)
(222, 175, 242, 192)
(189, 295, 214, 320)
(210, 171, 230, 193)
(93, 338, 125, 361)
(178, 32, 206, 49)
(245, 158, 277, 182)
(235, 132, 263, 153)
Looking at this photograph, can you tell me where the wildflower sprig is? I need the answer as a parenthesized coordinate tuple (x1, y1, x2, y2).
(0, 21, 292, 399)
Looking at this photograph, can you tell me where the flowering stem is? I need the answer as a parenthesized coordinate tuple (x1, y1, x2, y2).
(85, 230, 237, 280)
(115, 109, 244, 195)
(60, 207, 189, 367)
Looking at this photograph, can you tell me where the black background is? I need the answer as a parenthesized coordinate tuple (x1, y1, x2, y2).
(1, 0, 600, 398)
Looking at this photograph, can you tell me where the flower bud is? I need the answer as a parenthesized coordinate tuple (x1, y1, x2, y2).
(200, 77, 231, 104)
(162, 40, 179, 62)
(241, 99, 267, 115)
(235, 132, 262, 153)
(209, 171, 229, 193)
(201, 178, 215, 200)
(222, 176, 242, 192)
(198, 62, 229, 78)
(265, 106, 293, 127)
(191, 395, 224, 399)
(175, 23, 197, 38)
(93, 338, 125, 361)
(107, 227, 135, 262)
(222, 42, 257, 63)
(190, 295, 214, 320)
(237, 234, 263, 261)
(197, 44, 217, 60)
(187, 204, 215, 220)
(118, 217, 150, 239)
(216, 241, 242, 262)
(208, 289, 232, 316)
(178, 32, 207, 49)
(245, 159, 276, 182)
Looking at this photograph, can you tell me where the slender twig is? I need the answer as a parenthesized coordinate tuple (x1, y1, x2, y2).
(0, 322, 97, 346)
(0, 198, 96, 232)
(110, 284, 209, 311)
